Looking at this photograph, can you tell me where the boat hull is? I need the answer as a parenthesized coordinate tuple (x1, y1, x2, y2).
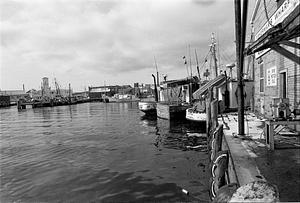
(156, 103, 189, 120)
(138, 101, 157, 115)
(186, 108, 206, 122)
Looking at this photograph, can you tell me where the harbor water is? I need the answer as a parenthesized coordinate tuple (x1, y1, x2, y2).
(0, 102, 209, 202)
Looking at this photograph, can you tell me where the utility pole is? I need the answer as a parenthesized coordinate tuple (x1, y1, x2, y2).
(234, 0, 248, 136)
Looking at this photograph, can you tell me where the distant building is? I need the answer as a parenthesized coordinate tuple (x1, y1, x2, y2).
(41, 77, 51, 97)
(133, 83, 155, 98)
(26, 89, 41, 100)
(50, 89, 72, 98)
(0, 95, 10, 107)
(72, 91, 89, 100)
(88, 85, 133, 99)
(0, 90, 29, 103)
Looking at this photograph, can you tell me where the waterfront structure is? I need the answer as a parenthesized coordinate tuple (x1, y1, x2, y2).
(26, 89, 40, 100)
(41, 77, 51, 97)
(217, 79, 254, 110)
(246, 0, 300, 122)
(0, 90, 29, 103)
(72, 91, 89, 100)
(88, 85, 133, 100)
(156, 76, 199, 119)
(50, 89, 72, 98)
(133, 83, 155, 98)
(0, 95, 10, 107)
(159, 76, 198, 104)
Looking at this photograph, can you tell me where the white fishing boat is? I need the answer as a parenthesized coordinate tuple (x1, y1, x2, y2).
(186, 100, 206, 122)
(185, 33, 222, 122)
(138, 101, 156, 115)
(186, 108, 206, 122)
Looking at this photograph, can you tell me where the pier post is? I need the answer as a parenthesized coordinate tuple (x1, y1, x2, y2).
(206, 87, 213, 134)
(211, 99, 218, 130)
(17, 100, 26, 110)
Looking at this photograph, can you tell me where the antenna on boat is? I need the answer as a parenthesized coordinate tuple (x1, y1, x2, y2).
(188, 44, 192, 78)
(195, 49, 201, 83)
(211, 33, 218, 78)
(154, 56, 159, 87)
(183, 56, 189, 77)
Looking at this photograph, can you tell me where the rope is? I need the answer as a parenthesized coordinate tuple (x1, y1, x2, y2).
(263, 0, 275, 27)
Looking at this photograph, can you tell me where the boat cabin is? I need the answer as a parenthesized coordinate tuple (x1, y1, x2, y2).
(159, 76, 199, 104)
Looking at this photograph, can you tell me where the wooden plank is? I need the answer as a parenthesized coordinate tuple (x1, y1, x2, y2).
(279, 40, 300, 49)
(211, 99, 219, 130)
(270, 44, 300, 65)
(269, 123, 275, 150)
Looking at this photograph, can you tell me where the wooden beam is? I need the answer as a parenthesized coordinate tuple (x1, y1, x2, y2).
(271, 44, 300, 65)
(279, 40, 300, 49)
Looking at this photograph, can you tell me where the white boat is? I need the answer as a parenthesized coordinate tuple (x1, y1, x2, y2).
(186, 107, 206, 122)
(138, 101, 157, 115)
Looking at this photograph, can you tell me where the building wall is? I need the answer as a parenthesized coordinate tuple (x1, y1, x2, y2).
(0, 90, 29, 102)
(0, 96, 10, 107)
(252, 0, 300, 118)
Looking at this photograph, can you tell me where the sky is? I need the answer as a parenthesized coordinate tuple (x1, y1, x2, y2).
(0, 0, 252, 92)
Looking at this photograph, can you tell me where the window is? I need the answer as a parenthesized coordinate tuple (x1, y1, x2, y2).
(259, 63, 264, 93)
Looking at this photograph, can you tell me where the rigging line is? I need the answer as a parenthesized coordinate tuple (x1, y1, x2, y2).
(217, 32, 221, 71)
(219, 53, 231, 63)
(199, 48, 211, 74)
(219, 45, 234, 60)
(263, 0, 275, 27)
(197, 48, 210, 71)
(263, 0, 289, 36)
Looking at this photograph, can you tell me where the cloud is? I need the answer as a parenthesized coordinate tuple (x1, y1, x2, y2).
(192, 0, 216, 6)
(1, 0, 237, 91)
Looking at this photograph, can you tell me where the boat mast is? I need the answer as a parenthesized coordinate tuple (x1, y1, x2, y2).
(211, 33, 218, 78)
(68, 83, 71, 103)
(194, 49, 201, 83)
(183, 56, 189, 77)
(152, 74, 158, 102)
(154, 56, 160, 101)
(188, 44, 192, 78)
(54, 78, 61, 96)
(154, 56, 159, 87)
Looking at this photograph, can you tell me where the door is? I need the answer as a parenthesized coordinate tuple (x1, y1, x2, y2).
(280, 72, 287, 98)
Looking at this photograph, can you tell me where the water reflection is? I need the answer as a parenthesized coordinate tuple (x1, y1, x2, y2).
(139, 116, 207, 152)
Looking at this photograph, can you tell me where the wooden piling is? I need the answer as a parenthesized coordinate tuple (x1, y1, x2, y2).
(206, 87, 213, 134)
(211, 99, 218, 130)
(17, 100, 26, 110)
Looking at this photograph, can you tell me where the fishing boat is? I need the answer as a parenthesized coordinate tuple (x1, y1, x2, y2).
(186, 33, 221, 122)
(138, 101, 157, 115)
(186, 101, 206, 122)
(139, 62, 160, 116)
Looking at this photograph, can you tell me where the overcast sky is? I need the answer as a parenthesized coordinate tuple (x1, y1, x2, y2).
(0, 0, 252, 91)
